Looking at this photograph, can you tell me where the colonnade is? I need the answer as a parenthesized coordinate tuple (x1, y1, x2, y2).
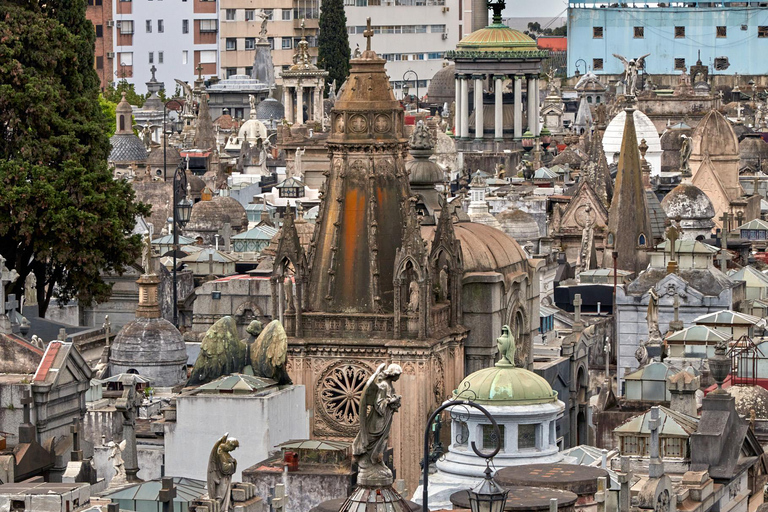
(283, 81, 323, 124)
(453, 73, 540, 140)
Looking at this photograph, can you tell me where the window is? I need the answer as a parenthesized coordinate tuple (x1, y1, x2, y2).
(518, 424, 536, 449)
(225, 9, 236, 20)
(199, 50, 216, 63)
(120, 20, 134, 34)
(226, 68, 237, 78)
(200, 19, 217, 32)
(638, 233, 647, 246)
(664, 437, 685, 458)
(244, 66, 253, 76)
(593, 58, 603, 70)
(226, 38, 236, 51)
(96, 56, 104, 69)
(282, 38, 292, 49)
(716, 26, 726, 37)
(119, 52, 133, 65)
(182, 50, 188, 65)
(146, 19, 152, 32)
(481, 424, 505, 451)
(621, 435, 647, 455)
(593, 26, 603, 38)
(267, 37, 275, 49)
(760, 26, 768, 38)
(182, 19, 189, 33)
(148, 51, 153, 63)
(158, 19, 164, 32)
(430, 24, 446, 33)
(96, 0, 102, 5)
(674, 58, 686, 70)
(245, 37, 255, 50)
(675, 26, 685, 38)
(714, 57, 729, 70)
(95, 24, 103, 37)
(245, 9, 255, 20)
(282, 9, 292, 20)
(634, 26, 644, 38)
(158, 51, 163, 63)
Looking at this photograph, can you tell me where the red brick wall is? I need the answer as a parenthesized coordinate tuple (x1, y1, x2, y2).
(194, 0, 216, 14)
(86, 0, 114, 90)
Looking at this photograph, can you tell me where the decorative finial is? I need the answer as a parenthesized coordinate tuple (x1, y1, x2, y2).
(150, 64, 157, 81)
(487, 0, 506, 25)
(300, 18, 306, 38)
(363, 18, 374, 52)
(196, 63, 204, 81)
(495, 325, 516, 367)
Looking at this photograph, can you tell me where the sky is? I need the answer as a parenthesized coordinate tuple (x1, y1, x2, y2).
(502, 0, 569, 25)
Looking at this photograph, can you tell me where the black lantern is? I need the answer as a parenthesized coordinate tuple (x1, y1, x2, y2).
(175, 197, 193, 227)
(522, 130, 535, 153)
(540, 126, 552, 149)
(467, 464, 508, 512)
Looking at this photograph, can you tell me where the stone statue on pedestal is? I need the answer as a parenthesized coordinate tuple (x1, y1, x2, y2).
(107, 440, 127, 481)
(352, 363, 402, 486)
(646, 287, 662, 342)
(24, 272, 37, 307)
(496, 325, 515, 367)
(612, 53, 650, 97)
(679, 134, 692, 175)
(207, 433, 239, 511)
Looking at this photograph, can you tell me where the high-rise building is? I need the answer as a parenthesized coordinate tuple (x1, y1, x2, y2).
(111, 0, 219, 94)
(219, 2, 319, 81)
(344, 2, 460, 94)
(87, 0, 115, 91)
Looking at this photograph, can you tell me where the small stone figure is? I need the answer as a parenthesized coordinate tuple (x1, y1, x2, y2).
(679, 134, 692, 175)
(24, 272, 37, 307)
(353, 44, 362, 58)
(613, 53, 651, 96)
(249, 94, 257, 114)
(244, 320, 263, 344)
(407, 280, 419, 312)
(174, 79, 194, 116)
(352, 363, 402, 486)
(187, 317, 248, 386)
(496, 325, 516, 366)
(107, 440, 127, 481)
(207, 433, 240, 511)
(647, 287, 661, 342)
(295, 147, 306, 177)
(438, 265, 449, 303)
(257, 10, 269, 41)
(141, 233, 152, 275)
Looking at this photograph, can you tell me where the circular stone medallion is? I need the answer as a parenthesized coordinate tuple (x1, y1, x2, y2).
(349, 114, 368, 133)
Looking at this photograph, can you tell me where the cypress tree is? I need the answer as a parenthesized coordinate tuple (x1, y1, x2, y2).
(317, 0, 351, 92)
(0, 0, 149, 314)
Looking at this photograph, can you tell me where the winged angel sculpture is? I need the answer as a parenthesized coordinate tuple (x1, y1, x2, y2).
(613, 53, 650, 97)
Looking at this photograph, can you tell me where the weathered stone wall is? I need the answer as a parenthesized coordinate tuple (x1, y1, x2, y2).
(93, 442, 164, 486)
(242, 468, 354, 512)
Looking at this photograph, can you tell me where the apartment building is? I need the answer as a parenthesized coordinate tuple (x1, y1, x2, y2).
(344, 1, 460, 93)
(219, 0, 319, 81)
(87, 0, 115, 90)
(112, 0, 219, 94)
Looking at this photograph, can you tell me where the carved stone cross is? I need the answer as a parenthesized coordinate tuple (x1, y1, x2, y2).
(71, 418, 83, 461)
(150, 65, 157, 80)
(21, 390, 33, 425)
(4, 294, 18, 316)
(648, 406, 663, 478)
(573, 293, 582, 323)
(196, 63, 204, 80)
(363, 17, 374, 52)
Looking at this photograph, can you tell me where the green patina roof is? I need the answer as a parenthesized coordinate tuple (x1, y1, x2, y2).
(197, 373, 277, 393)
(453, 365, 557, 405)
(666, 324, 730, 344)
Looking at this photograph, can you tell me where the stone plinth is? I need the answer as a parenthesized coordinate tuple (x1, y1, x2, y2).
(495, 464, 609, 505)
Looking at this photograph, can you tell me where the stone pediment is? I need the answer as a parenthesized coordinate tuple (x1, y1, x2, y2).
(558, 181, 608, 233)
(649, 273, 705, 305)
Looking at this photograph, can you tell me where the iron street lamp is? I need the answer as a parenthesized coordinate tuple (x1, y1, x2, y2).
(171, 164, 192, 328)
(574, 59, 587, 78)
(422, 399, 507, 512)
(403, 69, 420, 110)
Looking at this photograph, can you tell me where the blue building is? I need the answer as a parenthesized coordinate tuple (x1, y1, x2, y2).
(567, 1, 768, 77)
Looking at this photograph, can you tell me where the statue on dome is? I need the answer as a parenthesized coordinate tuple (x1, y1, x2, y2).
(352, 363, 402, 486)
(679, 134, 692, 175)
(496, 325, 516, 367)
(410, 120, 433, 150)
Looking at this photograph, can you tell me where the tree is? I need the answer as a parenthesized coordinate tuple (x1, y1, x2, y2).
(103, 79, 147, 108)
(317, 0, 350, 92)
(0, 0, 149, 316)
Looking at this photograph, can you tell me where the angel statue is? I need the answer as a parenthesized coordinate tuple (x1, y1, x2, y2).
(612, 53, 650, 97)
(352, 363, 402, 486)
(174, 79, 194, 116)
(496, 325, 516, 367)
(679, 134, 692, 175)
(107, 440, 127, 481)
(257, 10, 269, 41)
(207, 433, 240, 511)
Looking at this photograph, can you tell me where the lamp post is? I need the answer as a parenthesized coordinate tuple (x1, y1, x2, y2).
(422, 399, 507, 512)
(574, 59, 587, 79)
(403, 69, 420, 110)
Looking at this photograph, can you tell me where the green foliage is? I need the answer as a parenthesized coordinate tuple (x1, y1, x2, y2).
(317, 0, 350, 93)
(103, 79, 147, 108)
(0, 1, 149, 315)
(100, 94, 117, 137)
(525, 22, 567, 40)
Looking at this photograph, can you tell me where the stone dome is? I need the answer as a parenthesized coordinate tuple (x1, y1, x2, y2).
(454, 364, 557, 405)
(109, 134, 148, 163)
(237, 118, 268, 143)
(661, 183, 715, 220)
(407, 156, 445, 185)
(427, 64, 456, 106)
(603, 109, 662, 175)
(691, 109, 739, 158)
(189, 199, 232, 228)
(110, 317, 187, 387)
(255, 97, 285, 122)
(212, 195, 248, 229)
(186, 171, 206, 199)
(496, 208, 540, 242)
(728, 385, 768, 419)
(147, 145, 181, 167)
(457, 24, 538, 52)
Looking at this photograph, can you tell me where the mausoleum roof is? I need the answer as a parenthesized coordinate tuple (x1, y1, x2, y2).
(454, 364, 558, 405)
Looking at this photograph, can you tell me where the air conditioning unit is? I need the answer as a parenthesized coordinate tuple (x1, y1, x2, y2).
(107, 20, 115, 27)
(115, 20, 121, 28)
(107, 52, 115, 58)
(442, 33, 448, 39)
(442, 6, 449, 12)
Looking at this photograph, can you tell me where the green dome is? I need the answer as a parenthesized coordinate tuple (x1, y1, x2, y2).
(456, 24, 538, 52)
(454, 365, 558, 406)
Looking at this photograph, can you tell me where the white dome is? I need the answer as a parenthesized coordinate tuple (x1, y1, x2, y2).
(237, 118, 268, 143)
(603, 110, 662, 176)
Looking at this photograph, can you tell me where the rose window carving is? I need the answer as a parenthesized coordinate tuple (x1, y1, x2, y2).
(317, 362, 372, 433)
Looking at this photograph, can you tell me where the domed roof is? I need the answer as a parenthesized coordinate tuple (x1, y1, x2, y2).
(496, 208, 541, 242)
(728, 385, 768, 419)
(740, 132, 768, 161)
(427, 64, 456, 105)
(189, 195, 248, 231)
(237, 118, 268, 143)
(407, 158, 445, 185)
(422, 221, 528, 273)
(109, 134, 148, 163)
(456, 24, 538, 52)
(661, 183, 715, 220)
(255, 97, 285, 122)
(454, 364, 557, 405)
(110, 317, 187, 387)
(147, 145, 181, 166)
(691, 109, 738, 158)
(186, 171, 206, 197)
(211, 195, 248, 229)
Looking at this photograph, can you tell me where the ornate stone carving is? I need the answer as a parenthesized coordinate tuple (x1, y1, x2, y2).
(349, 114, 368, 133)
(374, 114, 391, 133)
(317, 361, 374, 435)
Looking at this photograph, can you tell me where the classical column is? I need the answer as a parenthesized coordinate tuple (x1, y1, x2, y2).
(454, 73, 462, 136)
(474, 74, 484, 139)
(314, 85, 323, 122)
(527, 74, 536, 134)
(284, 87, 293, 124)
(534, 77, 540, 135)
(494, 74, 504, 140)
(460, 75, 470, 139)
(514, 75, 522, 139)
(296, 83, 304, 124)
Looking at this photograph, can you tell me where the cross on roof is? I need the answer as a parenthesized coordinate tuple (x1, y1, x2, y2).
(363, 18, 374, 52)
(4, 294, 18, 316)
(150, 65, 157, 81)
(196, 63, 204, 81)
(21, 390, 33, 424)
